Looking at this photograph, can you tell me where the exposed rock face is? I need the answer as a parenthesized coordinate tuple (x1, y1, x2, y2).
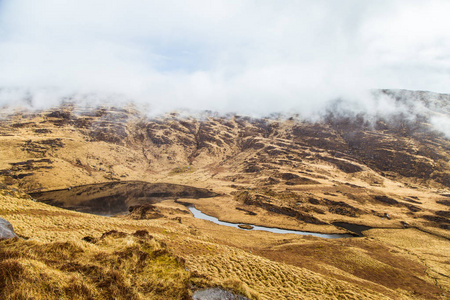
(0, 218, 17, 239)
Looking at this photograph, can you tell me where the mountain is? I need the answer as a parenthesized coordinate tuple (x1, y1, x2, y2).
(0, 89, 449, 299)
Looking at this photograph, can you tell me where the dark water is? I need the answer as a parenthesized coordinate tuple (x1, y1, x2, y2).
(30, 181, 217, 216)
(332, 222, 372, 237)
(188, 206, 354, 239)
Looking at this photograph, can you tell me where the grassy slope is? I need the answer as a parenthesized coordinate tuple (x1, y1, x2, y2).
(2, 189, 390, 300)
(1, 187, 448, 299)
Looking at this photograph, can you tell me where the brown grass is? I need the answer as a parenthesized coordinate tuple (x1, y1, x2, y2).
(184, 246, 384, 300)
(0, 232, 193, 300)
(255, 238, 443, 299)
(0, 189, 396, 300)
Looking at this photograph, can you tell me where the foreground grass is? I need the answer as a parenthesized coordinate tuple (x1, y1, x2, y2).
(0, 190, 261, 299)
(1, 188, 447, 299)
(0, 231, 193, 300)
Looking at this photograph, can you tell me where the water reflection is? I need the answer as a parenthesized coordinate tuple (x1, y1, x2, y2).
(188, 206, 353, 239)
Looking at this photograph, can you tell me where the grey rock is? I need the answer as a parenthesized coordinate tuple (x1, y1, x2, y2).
(0, 217, 17, 239)
(192, 288, 249, 300)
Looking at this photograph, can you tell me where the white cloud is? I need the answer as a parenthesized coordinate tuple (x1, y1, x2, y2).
(431, 115, 450, 138)
(0, 0, 449, 116)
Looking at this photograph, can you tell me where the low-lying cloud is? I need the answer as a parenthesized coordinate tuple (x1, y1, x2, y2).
(0, 0, 449, 118)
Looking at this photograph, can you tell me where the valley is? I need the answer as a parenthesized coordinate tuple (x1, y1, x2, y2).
(0, 90, 449, 299)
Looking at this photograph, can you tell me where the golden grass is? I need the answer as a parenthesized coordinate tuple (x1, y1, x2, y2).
(184, 246, 384, 300)
(365, 228, 450, 294)
(254, 237, 447, 299)
(0, 187, 405, 300)
(0, 232, 192, 300)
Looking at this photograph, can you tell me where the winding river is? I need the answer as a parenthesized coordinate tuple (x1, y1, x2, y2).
(188, 206, 354, 239)
(30, 181, 357, 239)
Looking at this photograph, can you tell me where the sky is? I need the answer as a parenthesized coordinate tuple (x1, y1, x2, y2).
(0, 0, 449, 115)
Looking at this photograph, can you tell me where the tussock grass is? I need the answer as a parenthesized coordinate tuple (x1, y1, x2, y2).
(1, 187, 448, 299)
(365, 228, 450, 294)
(0, 189, 253, 299)
(184, 245, 385, 300)
(0, 231, 192, 300)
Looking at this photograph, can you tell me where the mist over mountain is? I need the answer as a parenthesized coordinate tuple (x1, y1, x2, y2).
(1, 1, 450, 116)
(1, 87, 449, 140)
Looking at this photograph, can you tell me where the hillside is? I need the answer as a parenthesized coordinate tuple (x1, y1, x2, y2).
(0, 90, 449, 299)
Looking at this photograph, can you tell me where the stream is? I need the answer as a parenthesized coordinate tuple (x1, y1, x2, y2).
(188, 206, 354, 239)
(30, 181, 358, 239)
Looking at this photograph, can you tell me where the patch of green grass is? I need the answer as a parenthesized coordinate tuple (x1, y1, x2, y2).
(169, 165, 194, 175)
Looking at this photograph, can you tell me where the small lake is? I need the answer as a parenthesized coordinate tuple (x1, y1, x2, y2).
(188, 206, 354, 239)
(30, 181, 217, 216)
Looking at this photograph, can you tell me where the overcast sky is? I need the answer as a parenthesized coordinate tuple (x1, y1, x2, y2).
(0, 0, 449, 114)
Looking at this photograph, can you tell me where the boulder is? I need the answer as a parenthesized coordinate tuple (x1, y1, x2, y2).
(193, 288, 249, 300)
(0, 218, 17, 239)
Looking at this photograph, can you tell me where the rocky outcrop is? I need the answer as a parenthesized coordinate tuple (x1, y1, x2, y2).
(192, 288, 249, 300)
(0, 218, 17, 239)
(127, 204, 164, 220)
